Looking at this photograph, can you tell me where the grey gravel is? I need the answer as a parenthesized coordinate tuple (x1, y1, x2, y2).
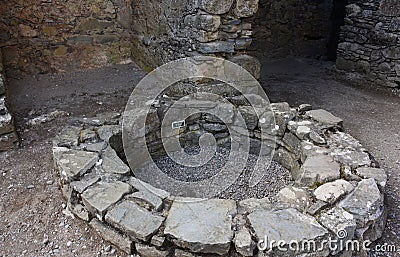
(152, 146, 293, 201)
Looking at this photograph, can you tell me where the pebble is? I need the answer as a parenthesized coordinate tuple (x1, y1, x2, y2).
(42, 237, 49, 245)
(26, 185, 35, 189)
(46, 180, 54, 185)
(67, 241, 72, 247)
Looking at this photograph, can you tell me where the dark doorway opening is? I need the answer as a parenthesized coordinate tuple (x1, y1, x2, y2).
(327, 0, 347, 61)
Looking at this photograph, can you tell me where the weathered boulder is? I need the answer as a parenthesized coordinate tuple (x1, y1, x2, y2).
(314, 179, 354, 204)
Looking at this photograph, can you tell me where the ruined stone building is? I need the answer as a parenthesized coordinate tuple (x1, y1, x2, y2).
(0, 0, 399, 149)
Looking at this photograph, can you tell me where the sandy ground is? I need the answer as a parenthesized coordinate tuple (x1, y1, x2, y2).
(0, 59, 399, 256)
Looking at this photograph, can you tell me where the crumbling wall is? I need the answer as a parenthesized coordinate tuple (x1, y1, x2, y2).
(131, 0, 260, 71)
(248, 0, 335, 60)
(0, 0, 133, 74)
(0, 52, 18, 151)
(336, 0, 400, 88)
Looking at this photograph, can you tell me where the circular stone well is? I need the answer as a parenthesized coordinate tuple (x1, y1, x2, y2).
(53, 104, 387, 256)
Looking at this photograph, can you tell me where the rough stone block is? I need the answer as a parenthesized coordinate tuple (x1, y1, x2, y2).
(105, 200, 164, 241)
(199, 0, 233, 14)
(89, 218, 133, 254)
(135, 244, 169, 257)
(295, 155, 341, 186)
(82, 181, 131, 218)
(164, 198, 236, 255)
(355, 167, 387, 191)
(198, 41, 235, 54)
(313, 179, 354, 204)
(101, 146, 130, 175)
(233, 227, 255, 256)
(338, 178, 384, 228)
(319, 207, 357, 255)
(305, 109, 343, 127)
(53, 147, 98, 182)
(248, 208, 329, 255)
(234, 0, 259, 17)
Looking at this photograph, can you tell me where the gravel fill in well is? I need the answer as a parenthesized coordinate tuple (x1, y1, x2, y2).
(152, 146, 294, 201)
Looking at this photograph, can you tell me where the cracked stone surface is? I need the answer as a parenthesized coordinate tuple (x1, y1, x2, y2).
(248, 208, 329, 255)
(53, 147, 98, 182)
(101, 146, 130, 175)
(355, 167, 387, 190)
(105, 200, 164, 241)
(338, 178, 384, 227)
(164, 198, 236, 255)
(318, 206, 357, 255)
(295, 154, 341, 186)
(81, 181, 131, 218)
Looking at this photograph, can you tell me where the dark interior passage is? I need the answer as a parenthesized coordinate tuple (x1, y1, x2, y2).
(249, 0, 347, 61)
(327, 0, 347, 60)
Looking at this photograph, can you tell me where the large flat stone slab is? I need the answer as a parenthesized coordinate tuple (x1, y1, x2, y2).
(305, 109, 343, 127)
(105, 200, 164, 241)
(81, 181, 131, 218)
(248, 208, 329, 255)
(53, 147, 98, 182)
(295, 155, 341, 186)
(164, 198, 236, 255)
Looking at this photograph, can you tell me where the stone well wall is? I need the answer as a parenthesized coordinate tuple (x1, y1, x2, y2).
(336, 0, 400, 88)
(0, 0, 133, 74)
(52, 104, 387, 256)
(0, 52, 18, 151)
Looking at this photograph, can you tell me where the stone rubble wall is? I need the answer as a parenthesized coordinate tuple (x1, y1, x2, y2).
(336, 0, 400, 88)
(52, 104, 386, 256)
(0, 52, 18, 151)
(131, 0, 260, 72)
(0, 0, 133, 74)
(0, 0, 260, 75)
(248, 0, 336, 60)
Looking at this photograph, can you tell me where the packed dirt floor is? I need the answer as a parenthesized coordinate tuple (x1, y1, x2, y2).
(0, 58, 399, 256)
